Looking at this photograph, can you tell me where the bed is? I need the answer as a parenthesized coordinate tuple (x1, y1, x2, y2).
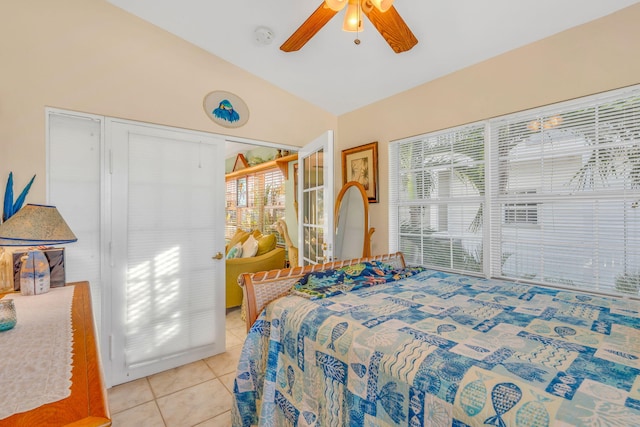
(232, 252, 640, 426)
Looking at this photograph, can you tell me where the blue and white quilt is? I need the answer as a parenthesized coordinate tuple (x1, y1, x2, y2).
(232, 269, 640, 426)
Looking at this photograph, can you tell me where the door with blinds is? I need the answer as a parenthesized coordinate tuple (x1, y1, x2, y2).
(298, 131, 334, 265)
(108, 120, 226, 385)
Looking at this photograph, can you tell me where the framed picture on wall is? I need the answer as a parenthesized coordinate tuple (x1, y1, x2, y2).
(342, 141, 379, 203)
(237, 177, 247, 207)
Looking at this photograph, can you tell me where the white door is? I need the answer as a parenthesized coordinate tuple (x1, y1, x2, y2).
(298, 131, 334, 265)
(109, 120, 226, 385)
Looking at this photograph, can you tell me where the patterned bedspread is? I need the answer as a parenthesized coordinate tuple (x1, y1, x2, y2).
(232, 269, 640, 426)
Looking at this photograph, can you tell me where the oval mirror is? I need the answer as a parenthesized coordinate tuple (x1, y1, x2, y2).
(334, 181, 375, 260)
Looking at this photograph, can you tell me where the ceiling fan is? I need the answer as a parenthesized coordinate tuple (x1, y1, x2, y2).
(280, 0, 418, 54)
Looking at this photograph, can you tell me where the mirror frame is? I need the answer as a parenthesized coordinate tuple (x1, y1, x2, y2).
(334, 181, 375, 259)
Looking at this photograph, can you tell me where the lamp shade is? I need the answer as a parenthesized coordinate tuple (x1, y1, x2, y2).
(342, 0, 363, 32)
(369, 0, 394, 12)
(325, 0, 348, 11)
(0, 204, 77, 246)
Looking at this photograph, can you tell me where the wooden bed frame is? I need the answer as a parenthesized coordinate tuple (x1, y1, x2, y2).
(239, 252, 406, 331)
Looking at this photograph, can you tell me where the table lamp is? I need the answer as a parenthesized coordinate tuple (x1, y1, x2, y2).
(0, 204, 77, 295)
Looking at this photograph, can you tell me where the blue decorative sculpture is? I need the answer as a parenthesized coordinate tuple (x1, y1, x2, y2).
(2, 172, 36, 222)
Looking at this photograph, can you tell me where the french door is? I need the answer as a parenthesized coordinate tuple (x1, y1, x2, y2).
(298, 131, 334, 265)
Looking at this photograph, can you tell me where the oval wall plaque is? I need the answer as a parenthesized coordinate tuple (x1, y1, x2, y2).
(203, 91, 250, 128)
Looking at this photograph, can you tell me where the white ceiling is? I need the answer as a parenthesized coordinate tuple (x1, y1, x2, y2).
(107, 0, 637, 116)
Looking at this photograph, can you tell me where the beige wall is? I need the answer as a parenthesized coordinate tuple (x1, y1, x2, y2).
(336, 4, 640, 255)
(0, 0, 336, 202)
(2, 1, 639, 258)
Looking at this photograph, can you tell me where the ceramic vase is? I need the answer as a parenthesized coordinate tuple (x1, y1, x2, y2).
(20, 250, 50, 296)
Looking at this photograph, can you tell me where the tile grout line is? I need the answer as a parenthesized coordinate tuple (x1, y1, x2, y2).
(108, 310, 246, 425)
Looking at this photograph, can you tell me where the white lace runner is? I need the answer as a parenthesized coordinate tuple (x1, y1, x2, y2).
(0, 286, 74, 420)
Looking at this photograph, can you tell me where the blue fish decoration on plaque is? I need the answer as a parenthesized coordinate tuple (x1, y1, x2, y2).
(213, 99, 240, 123)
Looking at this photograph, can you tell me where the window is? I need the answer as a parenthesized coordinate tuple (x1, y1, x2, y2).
(503, 191, 538, 225)
(491, 88, 640, 294)
(390, 124, 485, 274)
(226, 169, 285, 241)
(390, 85, 640, 296)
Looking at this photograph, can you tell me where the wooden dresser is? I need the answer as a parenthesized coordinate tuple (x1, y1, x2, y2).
(0, 281, 111, 426)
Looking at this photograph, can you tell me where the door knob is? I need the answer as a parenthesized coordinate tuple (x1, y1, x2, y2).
(212, 252, 224, 260)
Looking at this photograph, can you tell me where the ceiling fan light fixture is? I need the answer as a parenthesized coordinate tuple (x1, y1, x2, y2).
(342, 0, 363, 32)
(369, 0, 394, 12)
(325, 0, 348, 11)
(280, 0, 417, 53)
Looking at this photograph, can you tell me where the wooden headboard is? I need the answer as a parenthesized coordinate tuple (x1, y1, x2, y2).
(238, 252, 406, 331)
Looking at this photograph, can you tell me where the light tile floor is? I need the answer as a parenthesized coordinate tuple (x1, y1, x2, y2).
(108, 308, 247, 427)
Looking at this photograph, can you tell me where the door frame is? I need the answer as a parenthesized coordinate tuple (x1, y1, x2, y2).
(46, 107, 299, 385)
(297, 131, 335, 265)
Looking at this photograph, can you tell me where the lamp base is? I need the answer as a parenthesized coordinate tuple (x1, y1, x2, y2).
(19, 250, 51, 296)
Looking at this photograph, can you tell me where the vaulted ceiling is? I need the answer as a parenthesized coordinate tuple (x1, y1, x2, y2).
(107, 0, 637, 116)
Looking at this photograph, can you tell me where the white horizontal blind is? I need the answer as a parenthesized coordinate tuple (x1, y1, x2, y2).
(225, 180, 238, 238)
(261, 170, 286, 243)
(390, 124, 485, 274)
(47, 111, 103, 332)
(108, 120, 226, 385)
(225, 169, 285, 242)
(490, 89, 640, 295)
(390, 86, 640, 297)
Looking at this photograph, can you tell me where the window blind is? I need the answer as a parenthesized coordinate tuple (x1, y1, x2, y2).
(225, 169, 285, 242)
(490, 89, 640, 295)
(121, 130, 224, 374)
(391, 85, 640, 297)
(390, 123, 485, 274)
(48, 111, 103, 331)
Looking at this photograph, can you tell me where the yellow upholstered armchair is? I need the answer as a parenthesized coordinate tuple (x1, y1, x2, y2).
(226, 247, 285, 308)
(225, 229, 286, 309)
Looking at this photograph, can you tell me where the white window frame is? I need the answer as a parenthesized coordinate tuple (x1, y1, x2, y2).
(503, 190, 539, 226)
(390, 84, 640, 297)
(389, 122, 486, 275)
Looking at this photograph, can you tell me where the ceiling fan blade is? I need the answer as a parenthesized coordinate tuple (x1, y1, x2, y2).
(362, 4, 418, 53)
(280, 3, 339, 52)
